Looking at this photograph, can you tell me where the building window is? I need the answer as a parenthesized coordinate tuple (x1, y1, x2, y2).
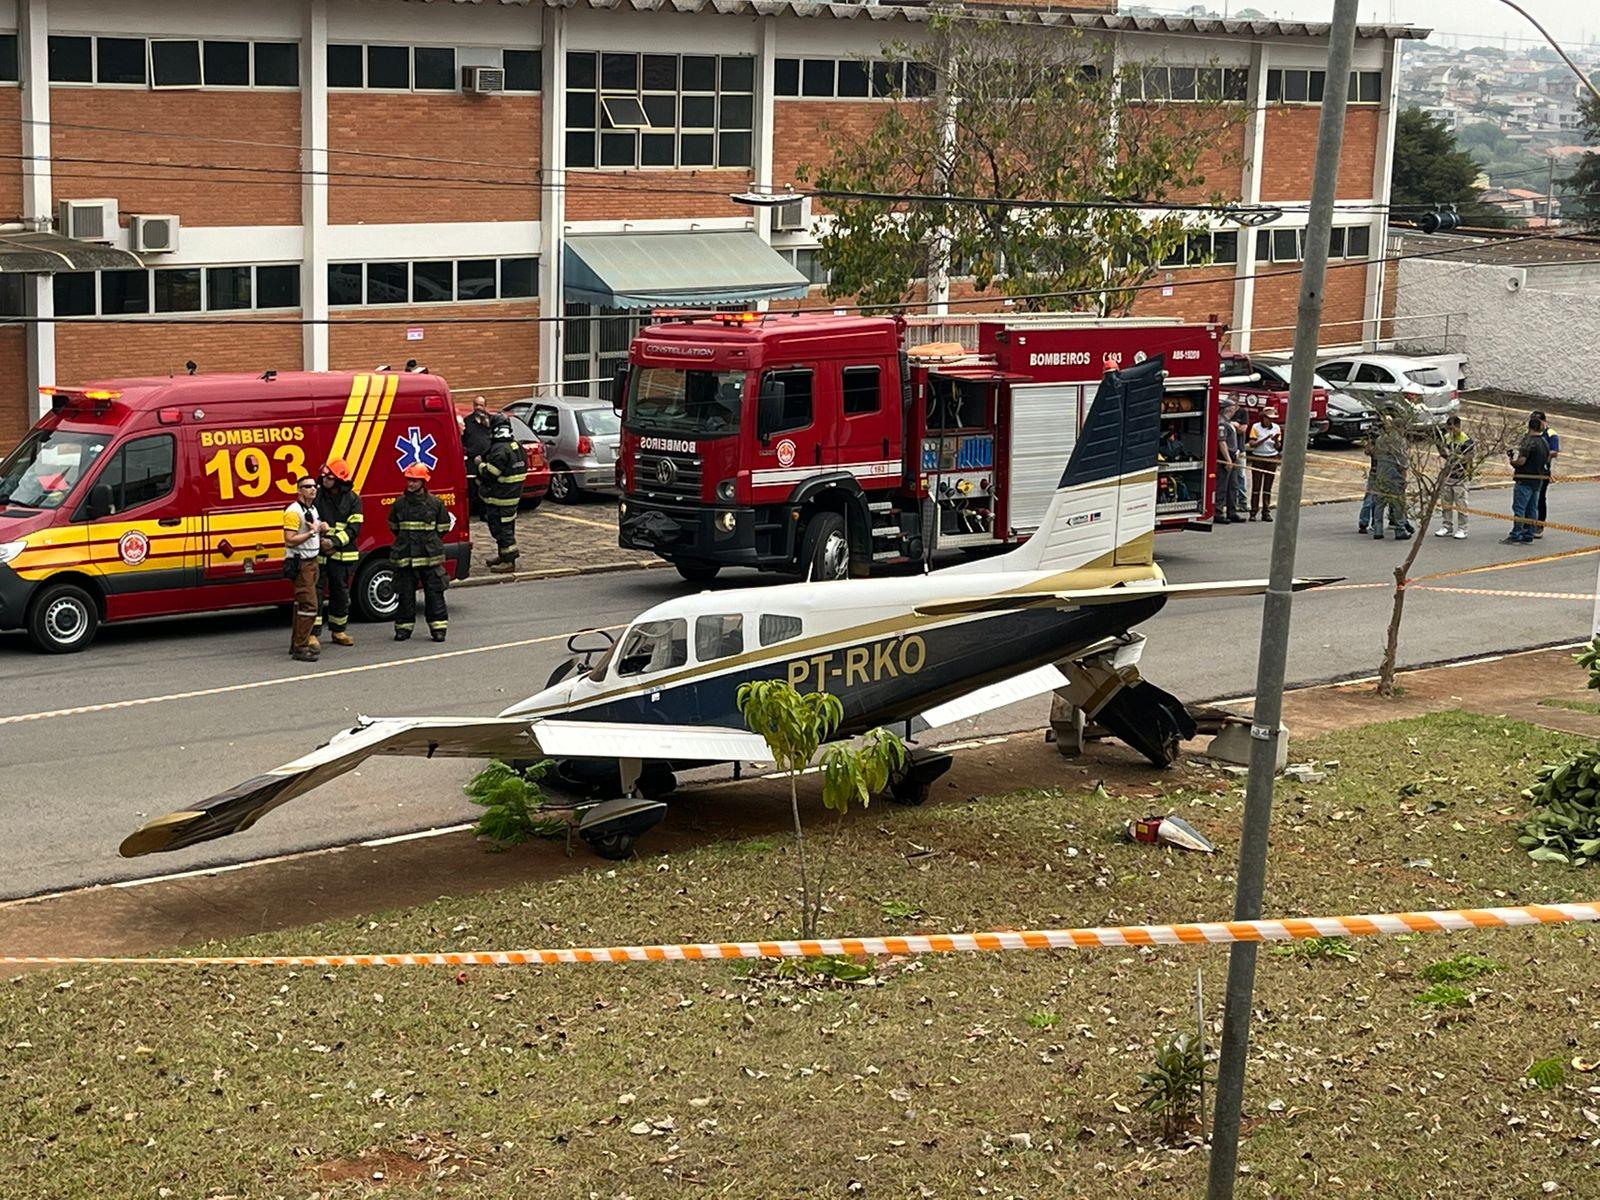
(49, 35, 299, 88)
(47, 35, 93, 83)
(328, 257, 540, 308)
(253, 42, 299, 88)
(566, 51, 755, 170)
(1253, 225, 1373, 263)
(203, 41, 250, 87)
(328, 43, 535, 93)
(96, 37, 147, 85)
(150, 40, 201, 88)
(775, 56, 934, 100)
(0, 34, 18, 83)
(782, 248, 830, 286)
(52, 265, 300, 315)
(1121, 65, 1249, 103)
(1266, 69, 1382, 105)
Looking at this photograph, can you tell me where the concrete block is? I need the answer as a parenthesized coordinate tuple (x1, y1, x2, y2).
(1049, 694, 1087, 757)
(1205, 721, 1289, 772)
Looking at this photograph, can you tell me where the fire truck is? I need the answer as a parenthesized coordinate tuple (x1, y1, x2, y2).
(614, 313, 1220, 581)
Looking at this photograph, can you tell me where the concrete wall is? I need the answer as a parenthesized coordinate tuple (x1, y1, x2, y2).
(1393, 257, 1600, 404)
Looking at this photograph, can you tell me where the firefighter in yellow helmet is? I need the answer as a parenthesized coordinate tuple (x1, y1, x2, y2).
(314, 456, 363, 647)
(389, 463, 451, 642)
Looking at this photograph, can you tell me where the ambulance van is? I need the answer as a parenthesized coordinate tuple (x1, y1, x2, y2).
(0, 370, 471, 653)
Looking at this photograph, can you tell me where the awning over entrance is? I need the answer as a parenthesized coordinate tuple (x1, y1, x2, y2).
(0, 230, 144, 273)
(563, 230, 810, 309)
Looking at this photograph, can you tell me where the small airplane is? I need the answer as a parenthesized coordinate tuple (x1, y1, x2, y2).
(121, 357, 1329, 861)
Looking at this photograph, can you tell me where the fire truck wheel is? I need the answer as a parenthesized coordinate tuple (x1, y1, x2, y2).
(800, 512, 850, 582)
(353, 558, 400, 622)
(675, 561, 721, 583)
(27, 581, 99, 654)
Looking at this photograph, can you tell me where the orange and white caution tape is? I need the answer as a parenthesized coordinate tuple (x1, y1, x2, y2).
(5, 902, 1597, 969)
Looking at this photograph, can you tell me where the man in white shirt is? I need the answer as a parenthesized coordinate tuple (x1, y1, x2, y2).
(283, 476, 324, 663)
(1246, 408, 1283, 521)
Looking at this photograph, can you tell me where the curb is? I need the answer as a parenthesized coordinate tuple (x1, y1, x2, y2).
(454, 557, 667, 588)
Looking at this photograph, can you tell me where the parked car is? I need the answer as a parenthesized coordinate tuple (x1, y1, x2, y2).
(1254, 357, 1379, 445)
(1315, 354, 1459, 429)
(502, 396, 621, 504)
(1220, 352, 1331, 444)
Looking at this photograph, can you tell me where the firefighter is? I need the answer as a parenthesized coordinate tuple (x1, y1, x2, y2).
(478, 414, 527, 574)
(315, 457, 363, 647)
(390, 463, 451, 642)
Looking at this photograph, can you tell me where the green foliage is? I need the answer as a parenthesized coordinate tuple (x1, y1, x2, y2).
(774, 955, 874, 983)
(1026, 1011, 1060, 1031)
(1391, 108, 1511, 228)
(1563, 93, 1600, 229)
(1137, 1032, 1210, 1144)
(1420, 953, 1500, 984)
(1527, 1057, 1566, 1090)
(1518, 652, 1600, 864)
(1415, 983, 1473, 1010)
(737, 680, 905, 938)
(880, 898, 920, 920)
(1271, 936, 1357, 963)
(800, 19, 1243, 313)
(463, 760, 566, 848)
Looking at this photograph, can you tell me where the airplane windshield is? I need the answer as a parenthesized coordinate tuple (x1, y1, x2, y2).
(625, 368, 746, 437)
(616, 619, 689, 677)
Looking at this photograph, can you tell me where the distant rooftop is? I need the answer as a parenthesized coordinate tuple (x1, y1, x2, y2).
(1397, 230, 1600, 267)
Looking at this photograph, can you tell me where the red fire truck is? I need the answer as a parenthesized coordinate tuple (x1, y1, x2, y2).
(614, 313, 1219, 581)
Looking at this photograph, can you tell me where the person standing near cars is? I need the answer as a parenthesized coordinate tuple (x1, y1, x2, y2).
(1433, 415, 1473, 540)
(461, 396, 493, 508)
(1506, 414, 1550, 545)
(1533, 410, 1557, 538)
(1372, 415, 1412, 540)
(314, 457, 363, 647)
(283, 476, 322, 663)
(390, 464, 452, 642)
(478, 415, 527, 574)
(1246, 407, 1282, 521)
(1215, 400, 1243, 523)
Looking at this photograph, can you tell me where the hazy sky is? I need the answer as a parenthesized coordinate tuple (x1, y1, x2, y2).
(1192, 2, 1594, 47)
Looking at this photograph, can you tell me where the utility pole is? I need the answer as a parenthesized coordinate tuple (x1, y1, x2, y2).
(1203, 2, 1359, 1198)
(1546, 153, 1556, 226)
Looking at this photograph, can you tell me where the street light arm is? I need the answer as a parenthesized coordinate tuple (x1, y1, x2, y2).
(1493, 0, 1600, 107)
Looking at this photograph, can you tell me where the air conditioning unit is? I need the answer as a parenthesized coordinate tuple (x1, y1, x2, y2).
(463, 66, 505, 95)
(58, 199, 119, 243)
(772, 198, 810, 233)
(131, 214, 180, 254)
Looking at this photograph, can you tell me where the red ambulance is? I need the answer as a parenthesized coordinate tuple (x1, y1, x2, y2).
(0, 370, 471, 653)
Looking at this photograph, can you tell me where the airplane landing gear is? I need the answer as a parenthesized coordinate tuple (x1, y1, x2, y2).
(578, 797, 667, 860)
(887, 749, 954, 806)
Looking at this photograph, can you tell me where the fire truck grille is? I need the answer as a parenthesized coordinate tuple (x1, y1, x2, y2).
(633, 451, 702, 499)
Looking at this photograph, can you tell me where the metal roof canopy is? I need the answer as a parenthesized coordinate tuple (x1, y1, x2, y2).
(563, 230, 810, 309)
(0, 231, 143, 274)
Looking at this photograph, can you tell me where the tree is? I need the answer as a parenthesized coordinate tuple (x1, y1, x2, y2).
(1562, 93, 1600, 229)
(1372, 406, 1518, 697)
(737, 680, 906, 937)
(800, 18, 1245, 313)
(1391, 108, 1511, 228)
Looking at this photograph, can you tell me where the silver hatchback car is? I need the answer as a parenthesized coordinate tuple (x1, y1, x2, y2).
(503, 396, 622, 503)
(1315, 354, 1460, 430)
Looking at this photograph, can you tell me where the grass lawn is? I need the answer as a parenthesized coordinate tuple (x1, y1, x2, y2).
(1540, 697, 1600, 716)
(6, 712, 1600, 1199)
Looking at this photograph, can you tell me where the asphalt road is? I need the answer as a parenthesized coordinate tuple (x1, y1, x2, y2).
(2, 487, 1595, 900)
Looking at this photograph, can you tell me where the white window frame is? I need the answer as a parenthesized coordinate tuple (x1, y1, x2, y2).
(327, 257, 541, 309)
(148, 38, 202, 91)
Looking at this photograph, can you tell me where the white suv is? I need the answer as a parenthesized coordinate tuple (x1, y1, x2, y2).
(1316, 354, 1460, 429)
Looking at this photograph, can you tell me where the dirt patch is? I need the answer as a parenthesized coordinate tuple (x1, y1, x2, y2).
(315, 1135, 490, 1190)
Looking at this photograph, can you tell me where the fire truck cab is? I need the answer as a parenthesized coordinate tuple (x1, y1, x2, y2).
(615, 312, 1220, 581)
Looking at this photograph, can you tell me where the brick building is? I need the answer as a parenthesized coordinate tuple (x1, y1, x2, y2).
(0, 0, 1425, 453)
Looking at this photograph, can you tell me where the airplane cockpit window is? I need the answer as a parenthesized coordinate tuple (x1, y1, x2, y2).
(759, 613, 803, 646)
(616, 619, 689, 677)
(695, 614, 744, 662)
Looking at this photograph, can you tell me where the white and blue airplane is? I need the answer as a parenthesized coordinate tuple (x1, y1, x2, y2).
(122, 358, 1325, 860)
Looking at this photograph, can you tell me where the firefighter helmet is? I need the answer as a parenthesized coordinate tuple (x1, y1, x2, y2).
(323, 457, 352, 482)
(402, 463, 431, 482)
(490, 414, 514, 441)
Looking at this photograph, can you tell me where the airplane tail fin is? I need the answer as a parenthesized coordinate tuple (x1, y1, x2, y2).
(949, 355, 1165, 576)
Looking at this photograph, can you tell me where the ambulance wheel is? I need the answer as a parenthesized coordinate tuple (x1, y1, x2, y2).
(28, 582, 99, 654)
(353, 558, 399, 622)
(800, 512, 849, 582)
(675, 561, 721, 583)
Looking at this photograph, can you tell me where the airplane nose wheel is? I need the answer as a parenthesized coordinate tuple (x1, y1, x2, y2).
(582, 830, 639, 860)
(578, 796, 668, 859)
(886, 750, 954, 806)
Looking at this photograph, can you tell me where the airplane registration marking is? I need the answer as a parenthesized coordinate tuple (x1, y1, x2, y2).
(786, 634, 927, 691)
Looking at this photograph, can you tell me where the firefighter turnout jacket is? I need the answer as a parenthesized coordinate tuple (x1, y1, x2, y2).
(478, 439, 527, 509)
(318, 480, 364, 564)
(388, 489, 452, 568)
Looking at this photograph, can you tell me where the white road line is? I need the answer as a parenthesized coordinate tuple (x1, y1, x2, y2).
(0, 628, 608, 727)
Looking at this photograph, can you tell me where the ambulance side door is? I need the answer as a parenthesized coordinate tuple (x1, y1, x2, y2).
(72, 431, 196, 618)
(197, 426, 310, 585)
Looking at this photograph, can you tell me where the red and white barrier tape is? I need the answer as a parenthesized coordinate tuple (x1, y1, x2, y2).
(6, 902, 1597, 969)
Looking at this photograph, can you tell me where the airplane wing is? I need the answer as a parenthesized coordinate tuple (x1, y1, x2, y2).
(913, 576, 1340, 619)
(119, 716, 774, 858)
